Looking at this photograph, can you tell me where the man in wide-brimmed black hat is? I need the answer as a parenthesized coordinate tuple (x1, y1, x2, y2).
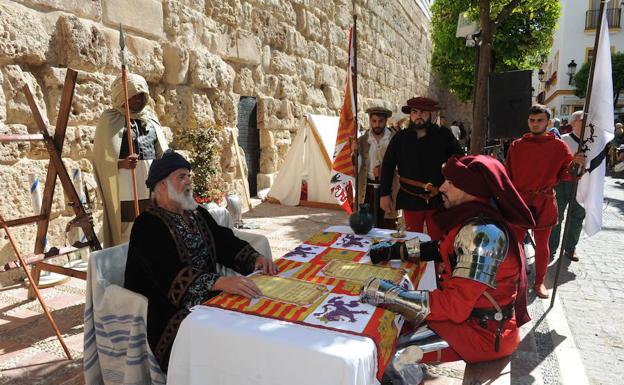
(379, 96, 463, 239)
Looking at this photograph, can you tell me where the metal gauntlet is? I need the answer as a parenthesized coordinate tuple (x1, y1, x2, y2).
(369, 239, 421, 264)
(360, 277, 430, 325)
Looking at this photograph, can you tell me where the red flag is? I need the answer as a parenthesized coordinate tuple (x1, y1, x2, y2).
(330, 27, 356, 214)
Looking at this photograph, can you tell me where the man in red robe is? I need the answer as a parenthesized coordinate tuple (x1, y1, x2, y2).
(505, 104, 585, 298)
(361, 155, 535, 385)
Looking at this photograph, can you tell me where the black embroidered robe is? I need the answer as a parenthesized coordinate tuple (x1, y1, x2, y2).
(124, 205, 260, 372)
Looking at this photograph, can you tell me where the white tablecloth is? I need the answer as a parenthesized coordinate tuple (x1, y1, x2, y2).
(167, 228, 436, 385)
(168, 307, 379, 385)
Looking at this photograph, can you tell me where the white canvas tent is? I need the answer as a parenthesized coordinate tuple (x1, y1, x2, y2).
(267, 114, 341, 208)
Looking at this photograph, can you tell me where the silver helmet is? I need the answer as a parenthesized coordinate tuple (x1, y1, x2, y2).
(452, 217, 509, 288)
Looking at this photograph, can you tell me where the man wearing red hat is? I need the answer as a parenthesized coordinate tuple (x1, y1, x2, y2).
(361, 155, 535, 385)
(505, 104, 585, 298)
(380, 96, 463, 239)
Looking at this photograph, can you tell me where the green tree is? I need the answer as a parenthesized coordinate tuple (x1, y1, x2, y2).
(431, 0, 560, 153)
(574, 52, 624, 107)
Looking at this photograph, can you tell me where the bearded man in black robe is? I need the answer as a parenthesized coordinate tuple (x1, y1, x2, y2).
(124, 150, 277, 372)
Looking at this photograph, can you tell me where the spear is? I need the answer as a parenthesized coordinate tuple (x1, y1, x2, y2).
(119, 24, 140, 218)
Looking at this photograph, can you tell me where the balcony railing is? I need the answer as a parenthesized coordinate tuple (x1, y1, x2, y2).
(585, 8, 622, 29)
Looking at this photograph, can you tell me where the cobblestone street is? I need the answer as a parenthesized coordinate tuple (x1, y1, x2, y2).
(549, 175, 624, 385)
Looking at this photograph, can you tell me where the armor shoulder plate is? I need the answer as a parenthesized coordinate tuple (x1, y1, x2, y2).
(452, 217, 509, 288)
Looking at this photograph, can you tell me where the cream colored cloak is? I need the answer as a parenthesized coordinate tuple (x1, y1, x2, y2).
(93, 74, 168, 247)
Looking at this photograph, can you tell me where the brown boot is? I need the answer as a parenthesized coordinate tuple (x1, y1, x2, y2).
(564, 250, 579, 262)
(534, 283, 549, 299)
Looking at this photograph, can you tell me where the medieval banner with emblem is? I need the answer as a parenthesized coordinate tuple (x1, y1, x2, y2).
(330, 26, 357, 214)
(577, 6, 615, 236)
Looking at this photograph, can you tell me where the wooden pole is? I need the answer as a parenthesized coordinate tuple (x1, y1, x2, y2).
(119, 25, 140, 218)
(231, 130, 252, 211)
(550, 0, 606, 308)
(0, 213, 73, 360)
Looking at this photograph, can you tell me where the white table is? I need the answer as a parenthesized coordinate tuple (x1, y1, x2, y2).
(167, 228, 436, 385)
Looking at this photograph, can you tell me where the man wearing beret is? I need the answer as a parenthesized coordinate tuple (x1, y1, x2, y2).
(356, 106, 399, 228)
(362, 155, 535, 384)
(505, 104, 585, 298)
(380, 96, 463, 239)
(94, 73, 169, 247)
(124, 150, 277, 372)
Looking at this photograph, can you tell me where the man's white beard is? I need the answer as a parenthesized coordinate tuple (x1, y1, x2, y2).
(167, 182, 198, 211)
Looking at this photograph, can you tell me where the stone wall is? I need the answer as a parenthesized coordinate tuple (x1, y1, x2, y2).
(0, 0, 437, 285)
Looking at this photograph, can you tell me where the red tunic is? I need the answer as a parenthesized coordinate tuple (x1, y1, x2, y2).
(505, 133, 573, 228)
(425, 202, 527, 363)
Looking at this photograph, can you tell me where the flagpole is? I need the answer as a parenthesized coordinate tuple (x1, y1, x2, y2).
(352, 2, 360, 209)
(549, 0, 607, 308)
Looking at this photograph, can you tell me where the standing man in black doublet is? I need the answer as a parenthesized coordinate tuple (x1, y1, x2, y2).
(379, 96, 463, 240)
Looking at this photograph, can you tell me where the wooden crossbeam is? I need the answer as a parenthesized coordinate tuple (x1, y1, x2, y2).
(0, 134, 44, 142)
(2, 214, 47, 228)
(17, 69, 101, 299)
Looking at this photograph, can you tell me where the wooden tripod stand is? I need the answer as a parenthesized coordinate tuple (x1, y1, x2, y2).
(0, 69, 101, 358)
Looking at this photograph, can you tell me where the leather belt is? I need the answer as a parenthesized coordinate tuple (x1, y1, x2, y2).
(470, 304, 514, 322)
(519, 187, 554, 197)
(470, 302, 514, 352)
(398, 177, 439, 203)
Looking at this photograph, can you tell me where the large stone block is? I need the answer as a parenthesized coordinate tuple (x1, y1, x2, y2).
(298, 58, 316, 84)
(0, 124, 29, 164)
(162, 43, 189, 85)
(0, 159, 67, 222)
(259, 129, 275, 148)
(277, 76, 301, 100)
(333, 46, 348, 68)
(301, 10, 323, 42)
(315, 64, 337, 88)
(233, 67, 255, 96)
(1, 65, 47, 130)
(102, 0, 164, 39)
(42, 67, 116, 126)
(207, 89, 237, 127)
(12, 0, 101, 21)
(256, 172, 276, 190)
(163, 1, 218, 39)
(154, 86, 215, 133)
(269, 50, 297, 76)
(285, 27, 308, 57)
(308, 41, 329, 64)
(61, 125, 96, 159)
(323, 86, 341, 110)
(259, 145, 279, 174)
(56, 15, 111, 72)
(190, 49, 233, 90)
(125, 34, 165, 82)
(215, 31, 261, 66)
(205, 0, 241, 27)
(0, 70, 5, 122)
(328, 24, 347, 48)
(57, 15, 164, 81)
(0, 3, 50, 65)
(303, 85, 326, 108)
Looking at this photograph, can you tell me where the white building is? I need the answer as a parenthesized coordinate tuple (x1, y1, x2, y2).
(535, 0, 623, 121)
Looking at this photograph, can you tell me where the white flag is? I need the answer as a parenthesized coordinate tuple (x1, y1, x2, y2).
(576, 5, 615, 236)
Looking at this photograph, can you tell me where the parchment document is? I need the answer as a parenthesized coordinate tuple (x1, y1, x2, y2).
(251, 275, 329, 307)
(322, 260, 405, 284)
